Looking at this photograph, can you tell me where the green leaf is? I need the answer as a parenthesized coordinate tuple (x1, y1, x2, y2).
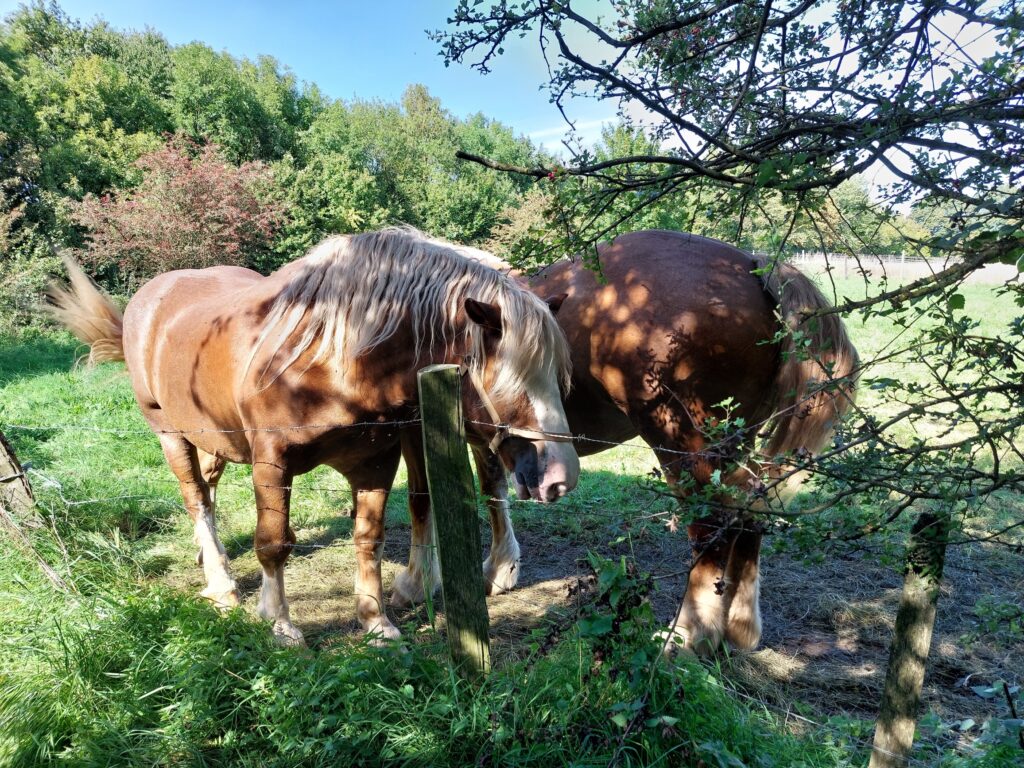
(947, 293, 965, 311)
(755, 160, 778, 186)
(578, 614, 613, 636)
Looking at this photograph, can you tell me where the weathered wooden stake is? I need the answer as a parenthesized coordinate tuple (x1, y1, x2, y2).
(417, 364, 491, 677)
(1, 429, 69, 591)
(0, 429, 34, 513)
(870, 510, 951, 768)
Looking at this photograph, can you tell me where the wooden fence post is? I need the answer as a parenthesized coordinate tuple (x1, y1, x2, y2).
(1, 429, 69, 591)
(1, 429, 34, 514)
(417, 364, 491, 677)
(869, 509, 951, 768)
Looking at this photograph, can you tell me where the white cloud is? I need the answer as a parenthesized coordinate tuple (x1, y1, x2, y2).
(527, 117, 617, 156)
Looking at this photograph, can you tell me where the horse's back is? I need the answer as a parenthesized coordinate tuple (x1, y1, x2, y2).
(532, 230, 780, 444)
(123, 266, 267, 456)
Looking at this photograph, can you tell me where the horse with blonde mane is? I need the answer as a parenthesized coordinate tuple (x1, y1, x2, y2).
(398, 230, 858, 654)
(49, 227, 579, 644)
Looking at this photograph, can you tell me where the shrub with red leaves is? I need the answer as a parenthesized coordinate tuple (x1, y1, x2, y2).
(73, 135, 286, 288)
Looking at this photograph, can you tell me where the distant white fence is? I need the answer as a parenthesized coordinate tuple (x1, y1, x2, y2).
(758, 251, 1015, 285)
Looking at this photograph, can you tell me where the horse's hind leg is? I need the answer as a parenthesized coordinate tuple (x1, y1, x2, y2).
(252, 456, 303, 645)
(193, 450, 226, 557)
(473, 445, 521, 595)
(158, 436, 239, 609)
(722, 526, 762, 650)
(392, 429, 440, 609)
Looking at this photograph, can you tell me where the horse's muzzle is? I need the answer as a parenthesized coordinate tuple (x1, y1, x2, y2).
(506, 436, 579, 503)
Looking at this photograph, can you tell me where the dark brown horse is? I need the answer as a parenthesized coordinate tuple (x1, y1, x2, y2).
(395, 230, 857, 653)
(49, 227, 580, 644)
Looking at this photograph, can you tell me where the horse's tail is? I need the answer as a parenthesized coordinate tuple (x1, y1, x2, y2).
(757, 260, 858, 485)
(46, 256, 125, 364)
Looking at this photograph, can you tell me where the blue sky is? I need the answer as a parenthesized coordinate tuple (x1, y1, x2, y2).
(0, 0, 616, 151)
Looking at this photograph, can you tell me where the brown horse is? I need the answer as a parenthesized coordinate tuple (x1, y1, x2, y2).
(48, 227, 580, 644)
(398, 230, 857, 653)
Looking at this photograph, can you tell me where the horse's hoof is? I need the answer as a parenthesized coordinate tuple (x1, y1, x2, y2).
(363, 620, 402, 646)
(483, 556, 520, 595)
(654, 628, 695, 658)
(391, 571, 425, 609)
(272, 621, 306, 647)
(200, 586, 241, 610)
(725, 614, 762, 652)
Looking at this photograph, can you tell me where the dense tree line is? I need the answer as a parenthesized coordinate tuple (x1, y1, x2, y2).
(0, 1, 946, 325)
(0, 1, 542, 317)
(488, 123, 927, 265)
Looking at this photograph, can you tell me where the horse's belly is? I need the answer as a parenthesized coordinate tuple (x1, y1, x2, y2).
(563, 381, 637, 455)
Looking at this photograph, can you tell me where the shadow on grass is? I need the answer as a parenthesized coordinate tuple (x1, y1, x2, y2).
(221, 506, 359, 563)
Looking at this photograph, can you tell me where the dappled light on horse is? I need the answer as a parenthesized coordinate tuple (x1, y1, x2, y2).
(399, 230, 858, 655)
(48, 227, 578, 644)
(539, 231, 858, 653)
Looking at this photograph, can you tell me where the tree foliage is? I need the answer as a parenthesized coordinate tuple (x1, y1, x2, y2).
(0, 0, 949, 310)
(437, 1, 1024, 582)
(440, 11, 1023, 760)
(438, 0, 1024, 489)
(0, 1, 550, 305)
(439, 0, 1021, 263)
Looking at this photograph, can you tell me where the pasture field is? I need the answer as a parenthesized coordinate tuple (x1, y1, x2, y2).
(0, 277, 1021, 766)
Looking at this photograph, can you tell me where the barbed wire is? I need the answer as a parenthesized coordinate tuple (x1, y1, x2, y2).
(3, 417, 705, 457)
(2, 418, 422, 436)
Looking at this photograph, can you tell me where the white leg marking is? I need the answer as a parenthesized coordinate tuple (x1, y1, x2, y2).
(258, 563, 304, 646)
(353, 490, 401, 642)
(671, 571, 727, 655)
(194, 504, 239, 609)
(392, 524, 440, 608)
(726, 566, 762, 651)
(483, 495, 521, 595)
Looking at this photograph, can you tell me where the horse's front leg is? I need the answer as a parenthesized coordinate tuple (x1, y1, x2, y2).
(392, 428, 440, 609)
(346, 446, 402, 642)
(252, 456, 303, 646)
(649, 440, 734, 655)
(671, 515, 737, 655)
(723, 525, 762, 650)
(473, 445, 521, 595)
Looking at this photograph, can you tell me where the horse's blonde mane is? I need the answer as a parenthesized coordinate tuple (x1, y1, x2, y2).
(248, 227, 570, 397)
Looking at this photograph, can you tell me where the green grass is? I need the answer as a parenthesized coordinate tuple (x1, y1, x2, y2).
(0, 331, 848, 767)
(0, 580, 854, 768)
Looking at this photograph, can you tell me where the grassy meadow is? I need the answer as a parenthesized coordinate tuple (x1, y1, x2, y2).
(0, 275, 1021, 766)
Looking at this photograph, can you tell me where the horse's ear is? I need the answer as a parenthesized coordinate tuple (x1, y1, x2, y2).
(545, 293, 568, 315)
(464, 298, 503, 334)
